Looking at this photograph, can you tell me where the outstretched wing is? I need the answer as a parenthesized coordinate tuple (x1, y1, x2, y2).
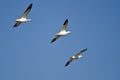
(75, 48, 87, 57)
(65, 57, 73, 67)
(61, 19, 68, 31)
(21, 3, 32, 18)
(13, 21, 21, 27)
(50, 35, 61, 43)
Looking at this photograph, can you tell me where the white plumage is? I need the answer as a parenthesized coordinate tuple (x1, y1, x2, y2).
(65, 48, 87, 67)
(51, 19, 71, 43)
(13, 3, 32, 27)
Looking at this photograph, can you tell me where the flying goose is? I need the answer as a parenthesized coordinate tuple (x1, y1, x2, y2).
(13, 3, 32, 27)
(50, 19, 71, 43)
(65, 48, 87, 67)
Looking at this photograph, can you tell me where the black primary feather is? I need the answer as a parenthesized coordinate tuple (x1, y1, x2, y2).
(63, 19, 68, 25)
(65, 61, 70, 67)
(50, 38, 57, 43)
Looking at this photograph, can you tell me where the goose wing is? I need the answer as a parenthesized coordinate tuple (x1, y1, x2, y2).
(21, 3, 32, 18)
(65, 57, 73, 67)
(75, 48, 87, 57)
(13, 21, 21, 27)
(50, 35, 61, 43)
(61, 19, 68, 31)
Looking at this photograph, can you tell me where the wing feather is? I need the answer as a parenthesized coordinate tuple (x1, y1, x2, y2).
(75, 48, 87, 57)
(61, 19, 68, 31)
(22, 3, 32, 18)
(13, 21, 21, 27)
(65, 57, 73, 67)
(50, 35, 61, 43)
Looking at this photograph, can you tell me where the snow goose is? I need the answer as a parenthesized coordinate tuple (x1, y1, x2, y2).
(13, 3, 32, 27)
(51, 19, 71, 43)
(65, 48, 87, 67)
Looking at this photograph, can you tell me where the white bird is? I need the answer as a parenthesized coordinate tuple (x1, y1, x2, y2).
(13, 3, 33, 27)
(65, 48, 87, 67)
(50, 19, 71, 43)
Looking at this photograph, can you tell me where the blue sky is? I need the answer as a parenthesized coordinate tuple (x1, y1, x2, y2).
(0, 0, 120, 80)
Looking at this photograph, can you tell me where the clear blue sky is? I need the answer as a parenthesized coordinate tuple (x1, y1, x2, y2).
(0, 0, 120, 80)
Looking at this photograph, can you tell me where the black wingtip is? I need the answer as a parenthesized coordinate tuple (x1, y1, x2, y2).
(65, 61, 70, 67)
(81, 48, 88, 53)
(84, 48, 88, 51)
(50, 38, 57, 43)
(26, 3, 32, 10)
(30, 3, 33, 7)
(29, 3, 33, 8)
(13, 24, 17, 27)
(63, 19, 68, 25)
